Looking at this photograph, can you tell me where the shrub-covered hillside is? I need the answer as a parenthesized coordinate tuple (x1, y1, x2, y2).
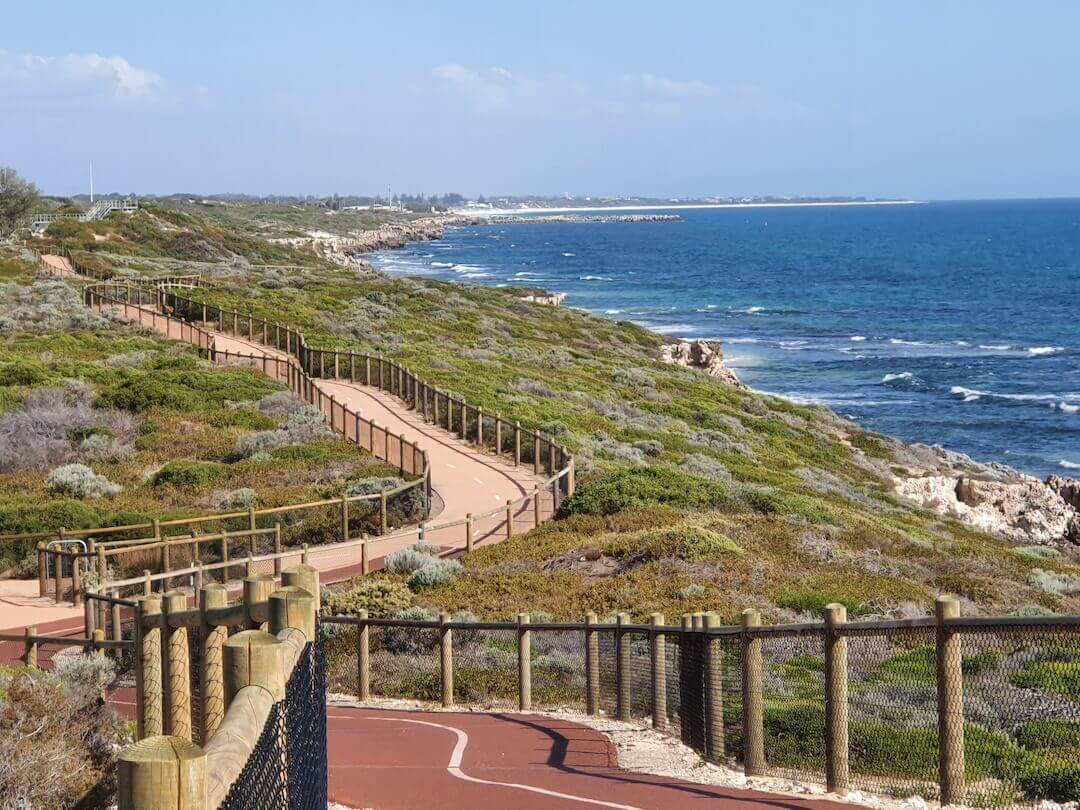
(23, 206, 1080, 619)
(0, 247, 410, 573)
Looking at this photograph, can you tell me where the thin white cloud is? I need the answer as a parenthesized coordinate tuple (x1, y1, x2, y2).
(0, 49, 164, 101)
(635, 72, 721, 99)
(430, 63, 585, 116)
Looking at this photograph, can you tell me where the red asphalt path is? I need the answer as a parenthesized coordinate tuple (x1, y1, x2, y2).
(328, 708, 851, 810)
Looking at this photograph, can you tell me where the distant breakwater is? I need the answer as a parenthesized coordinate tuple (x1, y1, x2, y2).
(490, 214, 681, 224)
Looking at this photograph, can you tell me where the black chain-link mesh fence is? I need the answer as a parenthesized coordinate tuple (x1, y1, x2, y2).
(219, 629, 327, 809)
(323, 614, 1079, 807)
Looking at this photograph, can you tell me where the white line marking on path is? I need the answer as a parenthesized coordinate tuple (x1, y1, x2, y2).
(337, 714, 647, 810)
(447, 463, 456, 469)
(473, 477, 484, 485)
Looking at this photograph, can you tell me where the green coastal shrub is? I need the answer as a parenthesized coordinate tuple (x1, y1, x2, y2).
(602, 525, 741, 562)
(209, 408, 276, 430)
(1010, 660, 1080, 699)
(557, 467, 730, 517)
(150, 459, 225, 489)
(1015, 720, 1080, 751)
(97, 367, 279, 412)
(324, 578, 413, 617)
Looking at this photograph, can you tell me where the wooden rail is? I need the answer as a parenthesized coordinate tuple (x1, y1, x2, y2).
(21, 249, 574, 612)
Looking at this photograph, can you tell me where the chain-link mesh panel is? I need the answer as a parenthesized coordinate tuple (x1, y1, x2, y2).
(959, 625, 1079, 807)
(454, 627, 520, 709)
(219, 632, 327, 809)
(369, 622, 442, 702)
(845, 625, 939, 799)
(532, 628, 587, 709)
(759, 630, 827, 783)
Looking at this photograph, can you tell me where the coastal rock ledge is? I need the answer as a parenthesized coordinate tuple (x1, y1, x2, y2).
(893, 466, 1080, 547)
(660, 339, 746, 388)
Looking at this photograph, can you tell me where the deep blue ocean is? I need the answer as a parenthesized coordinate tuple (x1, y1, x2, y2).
(369, 200, 1080, 478)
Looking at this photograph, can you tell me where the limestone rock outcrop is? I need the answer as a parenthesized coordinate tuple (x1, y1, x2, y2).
(893, 469, 1079, 547)
(660, 339, 746, 389)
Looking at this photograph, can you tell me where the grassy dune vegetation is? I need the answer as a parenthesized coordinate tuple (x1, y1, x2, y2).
(0, 247, 410, 573)
(19, 203, 1078, 622)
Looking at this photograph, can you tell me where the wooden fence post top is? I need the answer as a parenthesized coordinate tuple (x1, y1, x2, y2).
(824, 603, 847, 624)
(936, 594, 961, 620)
(269, 585, 316, 640)
(118, 735, 206, 810)
(200, 583, 227, 609)
(223, 629, 285, 701)
(741, 608, 761, 628)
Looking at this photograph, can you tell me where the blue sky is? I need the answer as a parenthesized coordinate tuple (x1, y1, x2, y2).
(3, 2, 1078, 199)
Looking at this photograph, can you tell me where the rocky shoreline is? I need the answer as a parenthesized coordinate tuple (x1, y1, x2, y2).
(490, 214, 681, 224)
(299, 215, 1080, 556)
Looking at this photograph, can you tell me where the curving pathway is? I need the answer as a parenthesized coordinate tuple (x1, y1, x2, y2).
(1, 263, 553, 640)
(327, 708, 853, 810)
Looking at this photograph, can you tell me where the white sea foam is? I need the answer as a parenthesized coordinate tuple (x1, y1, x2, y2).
(578, 275, 612, 281)
(951, 386, 989, 402)
(1056, 402, 1079, 414)
(850, 335, 867, 342)
(562, 252, 575, 257)
(882, 372, 915, 383)
(889, 338, 932, 347)
(1027, 346, 1063, 356)
(652, 323, 695, 334)
(1060, 459, 1080, 469)
(978, 343, 1012, 351)
(604, 309, 622, 315)
(452, 264, 486, 272)
(430, 261, 454, 268)
(725, 337, 762, 344)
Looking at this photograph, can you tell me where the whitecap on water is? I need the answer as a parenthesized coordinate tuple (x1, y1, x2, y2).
(1027, 346, 1063, 356)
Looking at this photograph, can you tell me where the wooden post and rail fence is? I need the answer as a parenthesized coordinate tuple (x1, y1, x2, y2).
(11, 256, 575, 608)
(326, 598, 1080, 807)
(115, 565, 323, 808)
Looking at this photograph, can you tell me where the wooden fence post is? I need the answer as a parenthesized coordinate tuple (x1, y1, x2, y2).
(243, 574, 275, 630)
(465, 513, 473, 553)
(651, 613, 666, 729)
(140, 595, 164, 739)
(741, 608, 765, 776)
(704, 611, 725, 762)
(200, 584, 227, 743)
(616, 612, 632, 721)
(518, 613, 531, 711)
(37, 542, 47, 597)
(273, 523, 283, 576)
(357, 609, 370, 701)
(514, 422, 521, 465)
(533, 488, 541, 528)
(117, 736, 206, 810)
(936, 595, 965, 806)
(269, 585, 316, 641)
(440, 612, 454, 708)
(533, 435, 541, 474)
(585, 611, 600, 715)
(824, 603, 849, 795)
(24, 625, 37, 668)
(477, 406, 484, 447)
(380, 491, 388, 535)
(361, 534, 370, 575)
(506, 504, 513, 539)
(164, 591, 191, 740)
(341, 493, 350, 541)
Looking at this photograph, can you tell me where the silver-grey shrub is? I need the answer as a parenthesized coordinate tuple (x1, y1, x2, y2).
(0, 279, 106, 333)
(407, 558, 462, 590)
(45, 463, 122, 499)
(231, 404, 333, 459)
(0, 387, 139, 473)
(53, 651, 117, 694)
(256, 390, 310, 418)
(384, 542, 439, 575)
